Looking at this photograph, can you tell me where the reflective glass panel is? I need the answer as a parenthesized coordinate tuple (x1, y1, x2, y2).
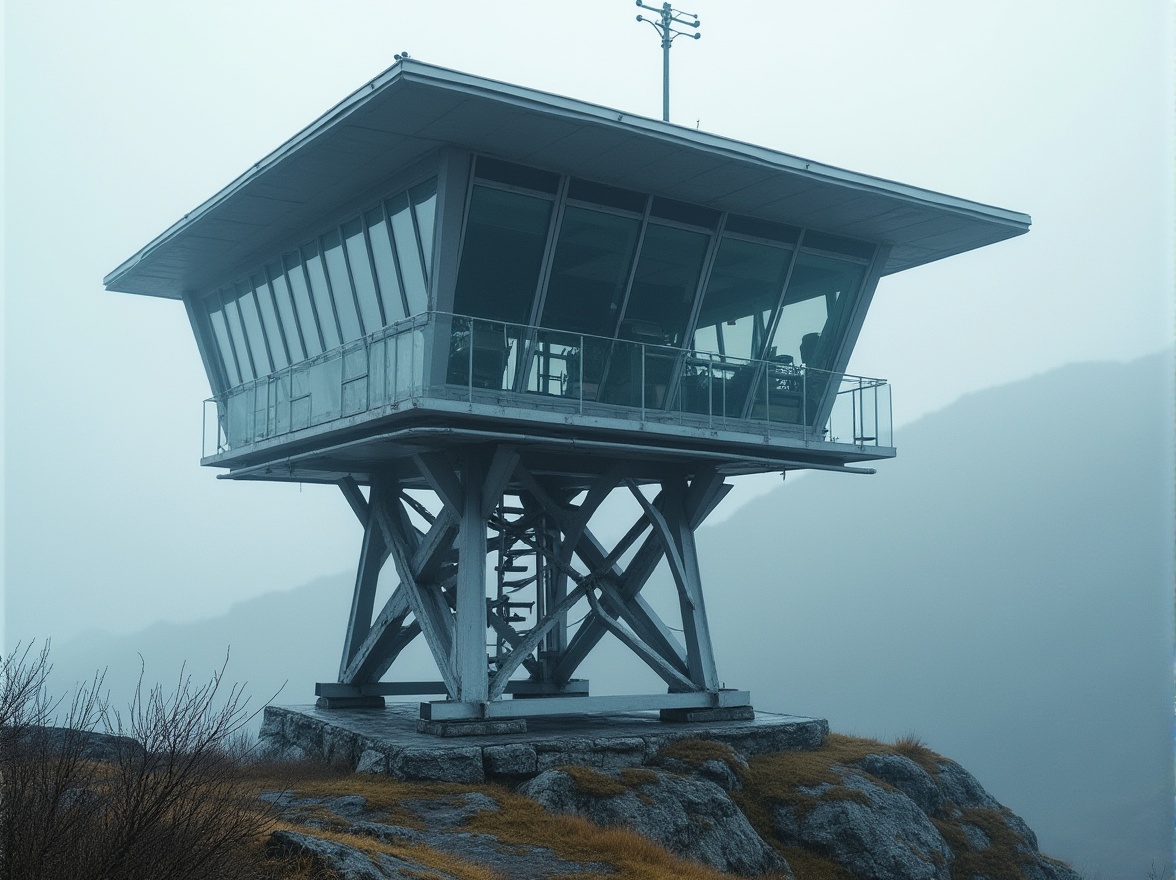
(453, 185, 553, 325)
(620, 223, 709, 347)
(769, 251, 866, 370)
(223, 291, 256, 381)
(285, 253, 325, 356)
(367, 207, 406, 323)
(692, 237, 791, 361)
(410, 178, 437, 284)
(206, 296, 241, 387)
(388, 193, 428, 315)
(267, 261, 305, 362)
(567, 178, 646, 213)
(252, 274, 289, 369)
(234, 282, 272, 375)
(474, 158, 559, 193)
(541, 206, 640, 337)
(322, 230, 362, 341)
(303, 241, 342, 350)
(343, 218, 383, 334)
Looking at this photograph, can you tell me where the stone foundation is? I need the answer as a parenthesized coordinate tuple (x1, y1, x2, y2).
(259, 703, 827, 784)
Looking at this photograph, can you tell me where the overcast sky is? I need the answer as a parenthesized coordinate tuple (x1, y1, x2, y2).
(4, 0, 1173, 644)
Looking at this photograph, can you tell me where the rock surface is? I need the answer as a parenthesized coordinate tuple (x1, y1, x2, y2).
(771, 773, 952, 880)
(266, 790, 611, 880)
(520, 766, 789, 877)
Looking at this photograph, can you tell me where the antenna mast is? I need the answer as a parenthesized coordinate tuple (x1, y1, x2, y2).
(635, 1, 701, 122)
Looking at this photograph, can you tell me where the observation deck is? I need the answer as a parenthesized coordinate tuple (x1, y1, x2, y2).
(204, 311, 893, 487)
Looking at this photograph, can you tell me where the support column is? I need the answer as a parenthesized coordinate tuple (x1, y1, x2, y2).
(454, 452, 489, 702)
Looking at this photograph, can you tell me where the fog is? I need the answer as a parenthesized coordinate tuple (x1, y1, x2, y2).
(4, 2, 1173, 874)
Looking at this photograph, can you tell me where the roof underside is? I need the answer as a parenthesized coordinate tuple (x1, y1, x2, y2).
(105, 60, 1030, 300)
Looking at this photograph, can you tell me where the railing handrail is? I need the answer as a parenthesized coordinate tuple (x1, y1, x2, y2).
(202, 311, 893, 457)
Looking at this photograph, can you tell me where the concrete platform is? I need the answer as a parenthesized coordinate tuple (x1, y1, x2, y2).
(259, 703, 828, 783)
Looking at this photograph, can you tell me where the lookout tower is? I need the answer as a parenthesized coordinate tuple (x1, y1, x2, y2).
(105, 61, 1029, 729)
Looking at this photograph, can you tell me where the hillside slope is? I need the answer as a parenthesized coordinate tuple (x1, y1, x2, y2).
(698, 351, 1173, 878)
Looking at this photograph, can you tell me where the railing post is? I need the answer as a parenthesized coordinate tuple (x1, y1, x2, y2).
(640, 344, 646, 421)
(579, 334, 584, 415)
(468, 318, 474, 405)
(802, 367, 807, 442)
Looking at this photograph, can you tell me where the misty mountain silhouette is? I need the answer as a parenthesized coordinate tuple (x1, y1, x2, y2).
(51, 351, 1172, 879)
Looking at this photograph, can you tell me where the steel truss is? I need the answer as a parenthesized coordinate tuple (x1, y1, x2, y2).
(317, 443, 750, 722)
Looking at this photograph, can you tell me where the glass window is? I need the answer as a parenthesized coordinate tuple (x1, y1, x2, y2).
(206, 295, 241, 387)
(222, 290, 256, 381)
(322, 230, 362, 341)
(388, 193, 429, 316)
(234, 282, 272, 375)
(452, 185, 553, 325)
(285, 253, 325, 356)
(567, 178, 646, 214)
(541, 206, 640, 337)
(303, 241, 342, 350)
(619, 223, 709, 347)
(769, 251, 866, 371)
(692, 237, 791, 361)
(800, 231, 874, 261)
(724, 215, 800, 245)
(475, 157, 559, 193)
(650, 197, 719, 229)
(252, 274, 289, 369)
(267, 261, 305, 362)
(410, 178, 437, 285)
(343, 217, 383, 334)
(366, 207, 406, 323)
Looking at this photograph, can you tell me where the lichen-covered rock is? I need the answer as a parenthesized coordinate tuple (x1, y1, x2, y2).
(268, 829, 405, 879)
(771, 770, 952, 880)
(356, 748, 388, 774)
(854, 753, 944, 815)
(934, 758, 1002, 814)
(519, 767, 789, 877)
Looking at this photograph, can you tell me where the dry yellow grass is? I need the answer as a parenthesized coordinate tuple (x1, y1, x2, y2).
(654, 738, 746, 778)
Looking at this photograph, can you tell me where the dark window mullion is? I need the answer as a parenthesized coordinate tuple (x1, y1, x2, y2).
(268, 261, 307, 362)
(241, 282, 276, 375)
(382, 200, 412, 319)
(288, 253, 328, 355)
(224, 290, 258, 380)
(360, 219, 388, 329)
(258, 273, 293, 367)
(337, 224, 370, 337)
(314, 237, 346, 346)
(211, 289, 244, 386)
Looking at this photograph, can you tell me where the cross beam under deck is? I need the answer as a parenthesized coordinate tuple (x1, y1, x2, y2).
(319, 444, 750, 726)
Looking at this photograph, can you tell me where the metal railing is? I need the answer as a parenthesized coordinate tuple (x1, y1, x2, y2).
(203, 312, 892, 457)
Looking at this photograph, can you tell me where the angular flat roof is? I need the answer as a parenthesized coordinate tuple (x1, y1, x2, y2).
(105, 59, 1030, 300)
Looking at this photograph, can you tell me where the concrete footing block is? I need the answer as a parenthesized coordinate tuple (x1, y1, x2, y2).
(316, 696, 386, 710)
(416, 718, 528, 737)
(660, 705, 756, 723)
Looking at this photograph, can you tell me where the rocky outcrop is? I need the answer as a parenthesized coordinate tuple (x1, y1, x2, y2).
(256, 710, 1083, 880)
(520, 766, 789, 877)
(755, 751, 1083, 880)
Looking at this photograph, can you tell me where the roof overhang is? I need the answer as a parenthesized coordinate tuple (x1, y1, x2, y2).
(105, 60, 1030, 300)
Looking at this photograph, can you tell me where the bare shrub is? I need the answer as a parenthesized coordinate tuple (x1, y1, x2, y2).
(0, 644, 275, 880)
